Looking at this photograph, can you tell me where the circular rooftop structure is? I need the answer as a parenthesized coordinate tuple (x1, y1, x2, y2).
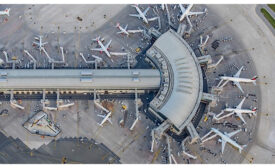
(147, 29, 203, 132)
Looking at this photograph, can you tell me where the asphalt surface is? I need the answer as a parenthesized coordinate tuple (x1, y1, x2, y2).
(0, 4, 266, 164)
(0, 131, 120, 163)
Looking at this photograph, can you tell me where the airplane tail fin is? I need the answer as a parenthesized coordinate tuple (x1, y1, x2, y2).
(92, 36, 100, 42)
(239, 148, 242, 153)
(252, 107, 257, 115)
(116, 22, 120, 28)
(6, 8, 10, 16)
(251, 76, 258, 85)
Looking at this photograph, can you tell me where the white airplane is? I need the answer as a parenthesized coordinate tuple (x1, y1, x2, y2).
(116, 23, 143, 36)
(97, 112, 112, 127)
(129, 5, 156, 24)
(94, 99, 113, 127)
(217, 66, 258, 93)
(91, 36, 112, 58)
(0, 8, 10, 16)
(201, 128, 245, 154)
(179, 4, 206, 24)
(33, 35, 48, 52)
(219, 98, 257, 124)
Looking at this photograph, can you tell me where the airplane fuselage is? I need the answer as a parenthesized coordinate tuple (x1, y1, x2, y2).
(0, 9, 10, 16)
(99, 112, 112, 126)
(97, 40, 111, 57)
(220, 76, 254, 83)
(224, 108, 256, 114)
(39, 37, 43, 49)
(0, 11, 8, 16)
(135, 6, 148, 24)
(211, 128, 243, 152)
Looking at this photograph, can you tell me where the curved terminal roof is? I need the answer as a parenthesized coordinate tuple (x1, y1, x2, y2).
(148, 30, 203, 131)
(0, 69, 160, 90)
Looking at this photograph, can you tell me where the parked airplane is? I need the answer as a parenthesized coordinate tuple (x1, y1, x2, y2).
(33, 35, 48, 52)
(91, 36, 112, 57)
(217, 66, 258, 93)
(97, 112, 112, 127)
(179, 4, 206, 24)
(201, 128, 245, 154)
(116, 23, 143, 36)
(129, 5, 156, 24)
(94, 99, 113, 127)
(0, 8, 10, 16)
(214, 97, 257, 124)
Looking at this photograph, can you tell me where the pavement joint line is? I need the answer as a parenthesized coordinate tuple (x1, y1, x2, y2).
(0, 128, 8, 137)
(0, 152, 8, 159)
(151, 144, 162, 163)
(116, 128, 145, 156)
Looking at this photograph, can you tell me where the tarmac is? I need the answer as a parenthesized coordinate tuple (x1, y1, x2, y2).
(207, 4, 275, 163)
(0, 4, 274, 164)
(0, 131, 120, 163)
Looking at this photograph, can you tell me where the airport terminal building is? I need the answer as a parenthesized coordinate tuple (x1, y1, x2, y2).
(0, 29, 211, 142)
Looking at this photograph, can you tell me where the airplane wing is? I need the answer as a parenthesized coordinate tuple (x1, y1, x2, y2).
(92, 36, 101, 41)
(143, 7, 150, 16)
(201, 132, 218, 143)
(221, 139, 226, 154)
(91, 48, 104, 52)
(179, 4, 186, 13)
(236, 112, 246, 124)
(127, 29, 144, 33)
(226, 129, 241, 137)
(148, 17, 159, 21)
(188, 11, 205, 16)
(33, 41, 40, 45)
(105, 40, 112, 49)
(124, 24, 128, 30)
(234, 66, 244, 78)
(237, 98, 246, 109)
(97, 114, 106, 118)
(234, 81, 244, 93)
(117, 31, 124, 34)
(129, 14, 141, 18)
